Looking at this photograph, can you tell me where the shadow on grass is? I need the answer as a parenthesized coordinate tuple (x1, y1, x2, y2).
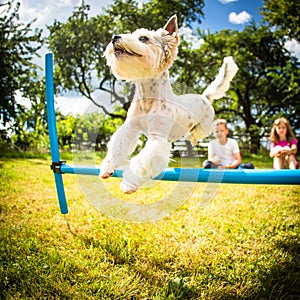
(201, 234, 300, 300)
(94, 231, 300, 299)
(254, 237, 300, 300)
(2, 223, 300, 299)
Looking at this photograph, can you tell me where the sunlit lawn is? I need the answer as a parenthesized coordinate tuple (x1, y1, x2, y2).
(0, 151, 299, 299)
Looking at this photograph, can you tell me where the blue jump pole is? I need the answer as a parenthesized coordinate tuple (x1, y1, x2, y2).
(60, 164, 300, 185)
(45, 53, 68, 214)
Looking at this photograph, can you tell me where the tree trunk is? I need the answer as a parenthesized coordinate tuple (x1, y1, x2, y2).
(250, 134, 260, 154)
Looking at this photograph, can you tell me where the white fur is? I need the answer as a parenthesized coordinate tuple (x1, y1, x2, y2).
(100, 15, 238, 193)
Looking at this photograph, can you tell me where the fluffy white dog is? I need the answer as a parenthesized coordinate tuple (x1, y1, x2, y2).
(100, 15, 238, 194)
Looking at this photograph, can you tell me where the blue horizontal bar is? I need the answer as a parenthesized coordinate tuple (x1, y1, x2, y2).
(60, 164, 300, 185)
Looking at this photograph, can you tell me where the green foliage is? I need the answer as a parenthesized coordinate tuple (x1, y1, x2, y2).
(56, 113, 78, 149)
(10, 80, 49, 150)
(261, 0, 300, 42)
(105, 0, 205, 29)
(56, 112, 124, 151)
(74, 112, 123, 151)
(0, 0, 43, 136)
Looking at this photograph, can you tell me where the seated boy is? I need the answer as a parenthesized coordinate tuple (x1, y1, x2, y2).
(203, 119, 254, 169)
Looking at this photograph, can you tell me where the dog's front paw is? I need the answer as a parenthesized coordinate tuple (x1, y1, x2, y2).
(99, 160, 115, 179)
(120, 181, 138, 194)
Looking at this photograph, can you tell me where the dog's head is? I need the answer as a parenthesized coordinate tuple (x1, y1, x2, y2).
(104, 15, 179, 81)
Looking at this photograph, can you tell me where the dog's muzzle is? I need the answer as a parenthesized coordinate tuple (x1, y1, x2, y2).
(111, 35, 142, 57)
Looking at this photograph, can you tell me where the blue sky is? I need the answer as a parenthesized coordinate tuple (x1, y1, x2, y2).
(201, 0, 264, 32)
(18, 0, 264, 33)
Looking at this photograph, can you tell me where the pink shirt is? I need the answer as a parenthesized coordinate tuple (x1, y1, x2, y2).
(271, 138, 299, 168)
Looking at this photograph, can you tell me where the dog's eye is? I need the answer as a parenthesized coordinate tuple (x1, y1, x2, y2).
(139, 36, 149, 43)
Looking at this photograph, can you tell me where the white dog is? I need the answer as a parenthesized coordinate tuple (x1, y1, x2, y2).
(100, 15, 238, 194)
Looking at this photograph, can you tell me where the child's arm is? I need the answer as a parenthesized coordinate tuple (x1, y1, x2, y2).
(270, 145, 283, 158)
(207, 141, 221, 164)
(210, 155, 221, 165)
(221, 152, 242, 169)
(289, 139, 298, 155)
(288, 144, 297, 155)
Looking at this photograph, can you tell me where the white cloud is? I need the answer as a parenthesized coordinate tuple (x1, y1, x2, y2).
(285, 39, 300, 59)
(55, 90, 113, 115)
(179, 26, 204, 50)
(18, 0, 82, 29)
(15, 90, 31, 110)
(55, 96, 91, 115)
(219, 0, 238, 4)
(229, 11, 251, 25)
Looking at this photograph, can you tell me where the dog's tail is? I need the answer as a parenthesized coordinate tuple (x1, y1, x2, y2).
(203, 56, 238, 102)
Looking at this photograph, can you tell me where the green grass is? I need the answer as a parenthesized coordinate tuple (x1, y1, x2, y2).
(0, 152, 299, 299)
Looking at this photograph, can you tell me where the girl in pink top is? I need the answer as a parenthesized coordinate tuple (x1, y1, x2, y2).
(270, 117, 299, 169)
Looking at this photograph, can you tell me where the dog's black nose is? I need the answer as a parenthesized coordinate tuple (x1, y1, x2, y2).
(112, 35, 121, 44)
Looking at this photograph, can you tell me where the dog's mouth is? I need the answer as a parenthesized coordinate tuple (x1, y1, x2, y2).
(113, 45, 142, 57)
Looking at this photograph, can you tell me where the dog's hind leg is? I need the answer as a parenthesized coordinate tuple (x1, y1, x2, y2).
(131, 135, 171, 177)
(120, 135, 171, 193)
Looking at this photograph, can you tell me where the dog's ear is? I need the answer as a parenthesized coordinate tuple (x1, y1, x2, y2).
(163, 15, 178, 36)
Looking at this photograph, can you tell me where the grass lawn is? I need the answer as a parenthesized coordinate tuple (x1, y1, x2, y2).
(0, 151, 299, 299)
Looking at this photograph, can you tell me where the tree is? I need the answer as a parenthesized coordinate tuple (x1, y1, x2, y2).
(47, 0, 205, 120)
(74, 112, 123, 151)
(56, 112, 123, 150)
(174, 23, 299, 152)
(10, 80, 49, 149)
(261, 0, 300, 42)
(0, 0, 43, 142)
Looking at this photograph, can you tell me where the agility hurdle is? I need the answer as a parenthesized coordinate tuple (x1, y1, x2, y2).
(45, 53, 300, 215)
